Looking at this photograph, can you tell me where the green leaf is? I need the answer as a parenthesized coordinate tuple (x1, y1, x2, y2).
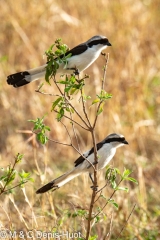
(19, 170, 30, 179)
(122, 169, 132, 178)
(6, 171, 16, 185)
(57, 80, 69, 84)
(37, 133, 48, 144)
(97, 102, 105, 115)
(108, 199, 119, 209)
(100, 194, 107, 200)
(51, 97, 62, 111)
(95, 216, 100, 223)
(0, 55, 8, 62)
(114, 168, 121, 175)
(57, 108, 64, 121)
(111, 181, 117, 189)
(69, 87, 79, 95)
(44, 126, 51, 131)
(84, 95, 91, 100)
(72, 212, 78, 218)
(91, 98, 100, 105)
(112, 202, 119, 209)
(97, 90, 112, 101)
(0, 175, 7, 181)
(125, 177, 138, 184)
(64, 86, 72, 93)
(15, 153, 24, 163)
(115, 186, 129, 192)
(89, 235, 98, 240)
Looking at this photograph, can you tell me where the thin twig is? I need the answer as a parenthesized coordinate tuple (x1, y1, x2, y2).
(59, 120, 73, 143)
(93, 179, 123, 219)
(0, 156, 18, 194)
(101, 53, 109, 90)
(22, 188, 38, 228)
(69, 111, 81, 152)
(115, 203, 136, 240)
(34, 123, 96, 171)
(1, 181, 28, 193)
(61, 121, 96, 171)
(97, 183, 108, 194)
(80, 88, 92, 127)
(94, 190, 103, 204)
(9, 195, 29, 229)
(0, 204, 11, 226)
(32, 130, 72, 147)
(93, 53, 109, 129)
(35, 88, 61, 97)
(53, 77, 90, 128)
(54, 110, 89, 131)
(36, 78, 90, 129)
(105, 211, 114, 240)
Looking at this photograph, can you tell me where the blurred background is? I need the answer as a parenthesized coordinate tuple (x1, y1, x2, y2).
(0, 0, 160, 239)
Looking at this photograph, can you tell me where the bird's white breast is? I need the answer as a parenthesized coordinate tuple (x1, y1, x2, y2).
(57, 44, 108, 74)
(78, 143, 116, 173)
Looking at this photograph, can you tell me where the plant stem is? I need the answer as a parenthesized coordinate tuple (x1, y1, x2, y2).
(115, 203, 136, 239)
(93, 53, 109, 129)
(93, 179, 123, 219)
(86, 130, 98, 239)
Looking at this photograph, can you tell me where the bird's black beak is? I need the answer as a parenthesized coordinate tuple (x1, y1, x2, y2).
(123, 140, 129, 145)
(107, 41, 112, 46)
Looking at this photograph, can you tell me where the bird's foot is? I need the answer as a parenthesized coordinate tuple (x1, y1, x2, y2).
(90, 185, 98, 191)
(73, 68, 80, 76)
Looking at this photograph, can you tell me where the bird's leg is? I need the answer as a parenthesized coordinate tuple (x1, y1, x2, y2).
(89, 173, 98, 191)
(73, 67, 84, 83)
(73, 67, 80, 76)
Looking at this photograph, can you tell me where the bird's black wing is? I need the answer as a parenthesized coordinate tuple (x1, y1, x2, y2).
(56, 44, 88, 61)
(65, 44, 88, 56)
(74, 141, 104, 167)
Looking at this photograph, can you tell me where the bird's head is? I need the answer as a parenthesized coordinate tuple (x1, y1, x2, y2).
(104, 133, 128, 149)
(86, 35, 112, 50)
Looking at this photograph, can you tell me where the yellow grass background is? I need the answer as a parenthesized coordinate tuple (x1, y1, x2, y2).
(0, 0, 160, 239)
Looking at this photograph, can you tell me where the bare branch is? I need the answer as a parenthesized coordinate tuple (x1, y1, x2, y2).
(54, 110, 89, 131)
(53, 77, 90, 128)
(93, 53, 109, 129)
(94, 190, 103, 204)
(1, 182, 28, 193)
(69, 111, 81, 152)
(80, 89, 92, 128)
(115, 204, 136, 240)
(101, 53, 109, 90)
(35, 88, 62, 97)
(105, 211, 114, 240)
(96, 182, 108, 193)
(32, 129, 96, 171)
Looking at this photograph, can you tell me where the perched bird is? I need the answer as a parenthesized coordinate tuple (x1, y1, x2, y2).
(7, 35, 111, 88)
(36, 133, 128, 194)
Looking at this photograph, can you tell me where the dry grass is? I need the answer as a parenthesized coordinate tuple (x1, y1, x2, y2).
(0, 0, 160, 239)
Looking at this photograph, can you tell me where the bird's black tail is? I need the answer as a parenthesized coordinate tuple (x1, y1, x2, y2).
(36, 169, 80, 194)
(7, 71, 31, 88)
(7, 65, 47, 88)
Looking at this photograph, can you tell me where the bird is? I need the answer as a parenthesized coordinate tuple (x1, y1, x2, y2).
(36, 133, 128, 194)
(7, 35, 111, 88)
